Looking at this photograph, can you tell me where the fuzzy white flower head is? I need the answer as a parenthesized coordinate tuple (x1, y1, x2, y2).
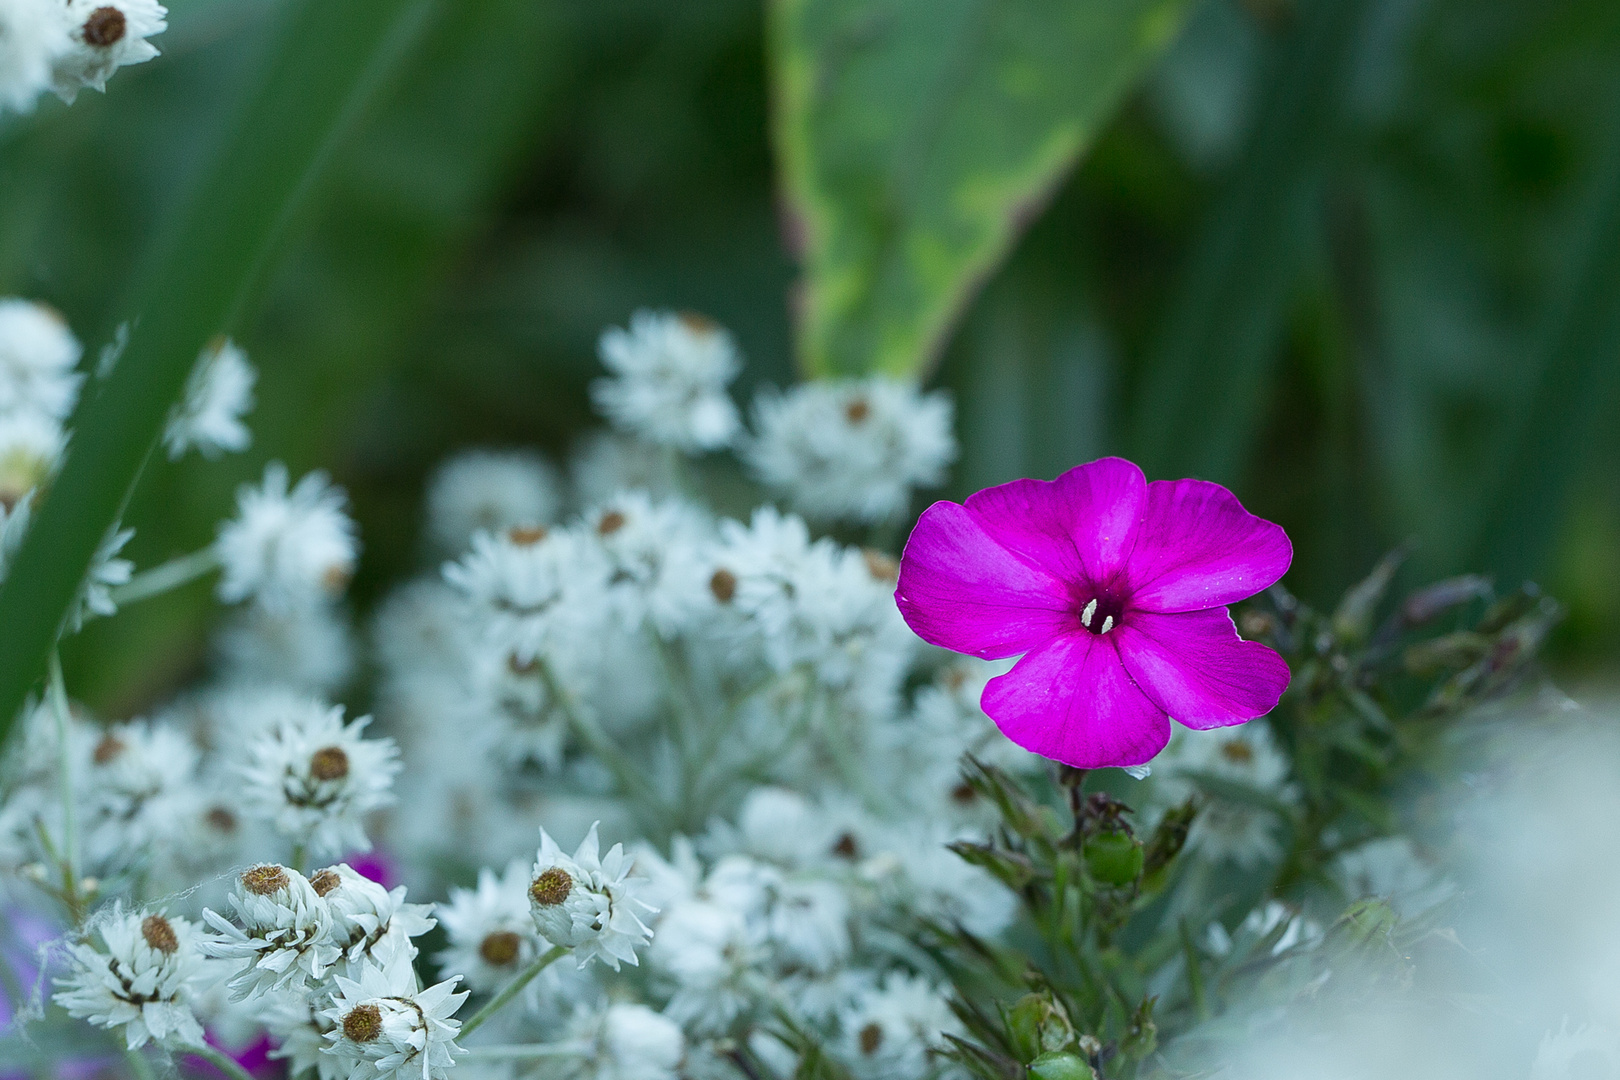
(236, 698, 400, 858)
(321, 934, 466, 1080)
(650, 895, 765, 1034)
(0, 0, 69, 114)
(50, 0, 166, 102)
(836, 971, 960, 1080)
(585, 489, 713, 636)
(593, 310, 742, 452)
(214, 602, 356, 695)
(0, 298, 82, 419)
(202, 864, 340, 1001)
(569, 431, 679, 507)
(528, 823, 655, 971)
(436, 859, 540, 992)
(164, 337, 255, 460)
(66, 522, 134, 632)
(0, 409, 64, 508)
(261, 994, 344, 1080)
(768, 878, 852, 974)
(55, 909, 208, 1050)
(747, 377, 955, 523)
(81, 718, 201, 867)
(217, 462, 358, 612)
(443, 524, 611, 664)
(426, 448, 562, 555)
(566, 1001, 686, 1080)
(312, 862, 436, 969)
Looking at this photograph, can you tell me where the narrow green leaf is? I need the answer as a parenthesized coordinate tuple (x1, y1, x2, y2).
(1128, 0, 1367, 484)
(0, 0, 437, 737)
(770, 0, 1193, 378)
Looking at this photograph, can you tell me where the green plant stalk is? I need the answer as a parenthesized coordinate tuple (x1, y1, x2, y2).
(458, 945, 569, 1039)
(45, 652, 78, 917)
(0, 0, 439, 744)
(108, 547, 222, 608)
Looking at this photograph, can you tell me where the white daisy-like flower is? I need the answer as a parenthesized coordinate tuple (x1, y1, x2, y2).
(564, 1001, 686, 1080)
(54, 909, 208, 1050)
(164, 337, 255, 460)
(216, 462, 358, 612)
(235, 698, 400, 857)
(0, 408, 64, 509)
(584, 489, 713, 636)
(889, 823, 1018, 939)
(835, 971, 960, 1080)
(321, 935, 467, 1080)
(66, 522, 134, 632)
(747, 378, 955, 523)
(1153, 722, 1297, 868)
(435, 859, 541, 992)
(592, 310, 742, 453)
(0, 297, 82, 420)
(0, 0, 69, 114)
(202, 863, 341, 1001)
(426, 448, 562, 555)
(312, 862, 436, 970)
(80, 718, 200, 868)
(767, 878, 851, 974)
(528, 823, 655, 971)
(50, 0, 166, 102)
(443, 524, 611, 664)
(650, 895, 765, 1034)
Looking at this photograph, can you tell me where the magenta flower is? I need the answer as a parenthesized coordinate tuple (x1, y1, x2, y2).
(896, 457, 1291, 768)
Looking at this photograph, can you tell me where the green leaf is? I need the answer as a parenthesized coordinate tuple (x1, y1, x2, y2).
(0, 0, 438, 739)
(769, 0, 1193, 378)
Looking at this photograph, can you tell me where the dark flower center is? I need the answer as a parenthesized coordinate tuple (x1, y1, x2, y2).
(529, 867, 573, 906)
(83, 7, 126, 47)
(141, 915, 178, 954)
(309, 745, 350, 782)
(479, 930, 523, 965)
(859, 1022, 884, 1055)
(241, 864, 288, 896)
(309, 869, 342, 897)
(710, 568, 737, 603)
(343, 1004, 383, 1043)
(1077, 594, 1124, 636)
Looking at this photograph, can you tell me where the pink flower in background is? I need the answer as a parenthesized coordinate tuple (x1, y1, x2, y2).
(896, 457, 1291, 768)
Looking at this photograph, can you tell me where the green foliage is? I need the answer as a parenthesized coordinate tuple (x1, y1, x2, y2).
(769, 0, 1192, 378)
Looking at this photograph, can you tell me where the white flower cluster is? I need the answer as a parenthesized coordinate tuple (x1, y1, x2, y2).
(1, 0, 166, 114)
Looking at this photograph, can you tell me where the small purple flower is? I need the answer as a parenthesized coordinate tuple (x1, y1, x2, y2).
(896, 457, 1291, 768)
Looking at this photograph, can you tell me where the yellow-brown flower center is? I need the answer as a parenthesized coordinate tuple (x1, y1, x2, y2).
(342, 1004, 383, 1044)
(82, 6, 126, 46)
(529, 867, 573, 907)
(241, 864, 288, 896)
(479, 931, 524, 965)
(141, 915, 178, 954)
(309, 746, 349, 782)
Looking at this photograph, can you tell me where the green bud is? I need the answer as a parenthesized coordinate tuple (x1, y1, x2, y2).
(1082, 829, 1142, 886)
(1003, 993, 1074, 1064)
(1028, 1052, 1096, 1080)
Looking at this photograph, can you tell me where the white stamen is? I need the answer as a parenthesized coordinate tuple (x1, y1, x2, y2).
(1081, 598, 1097, 628)
(1100, 615, 1114, 634)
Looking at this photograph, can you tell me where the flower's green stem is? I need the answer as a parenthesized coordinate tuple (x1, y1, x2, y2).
(458, 944, 569, 1039)
(108, 547, 222, 607)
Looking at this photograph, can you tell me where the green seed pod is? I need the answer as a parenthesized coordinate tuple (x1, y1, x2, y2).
(1003, 993, 1074, 1064)
(1028, 1051, 1097, 1080)
(1082, 828, 1143, 886)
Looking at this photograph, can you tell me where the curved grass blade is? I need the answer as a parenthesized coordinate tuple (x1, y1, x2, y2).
(0, 0, 437, 739)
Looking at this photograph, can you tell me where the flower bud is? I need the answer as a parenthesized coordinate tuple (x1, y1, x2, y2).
(1028, 1051, 1097, 1080)
(1082, 828, 1142, 887)
(1003, 993, 1074, 1064)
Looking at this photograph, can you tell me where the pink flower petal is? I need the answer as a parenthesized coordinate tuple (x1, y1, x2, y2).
(1123, 479, 1292, 613)
(963, 457, 1146, 587)
(1114, 608, 1290, 729)
(981, 632, 1170, 767)
(896, 501, 1075, 658)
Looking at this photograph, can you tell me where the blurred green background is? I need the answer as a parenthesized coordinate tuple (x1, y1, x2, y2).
(1, 0, 1616, 714)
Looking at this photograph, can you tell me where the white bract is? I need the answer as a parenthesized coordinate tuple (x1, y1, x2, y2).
(593, 310, 741, 452)
(55, 910, 208, 1049)
(0, 0, 68, 113)
(202, 864, 341, 1001)
(528, 824, 655, 971)
(435, 859, 541, 992)
(747, 378, 955, 523)
(217, 462, 358, 612)
(321, 935, 467, 1080)
(164, 337, 255, 460)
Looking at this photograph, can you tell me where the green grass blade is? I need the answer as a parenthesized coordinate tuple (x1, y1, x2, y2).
(0, 0, 437, 738)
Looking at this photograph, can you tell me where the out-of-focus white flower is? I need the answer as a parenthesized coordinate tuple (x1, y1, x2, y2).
(650, 895, 764, 1033)
(747, 378, 955, 523)
(1531, 1021, 1620, 1080)
(217, 463, 358, 612)
(262, 994, 344, 1080)
(768, 878, 851, 974)
(569, 431, 679, 508)
(585, 489, 713, 637)
(729, 786, 830, 870)
(426, 448, 563, 555)
(202, 864, 340, 1001)
(164, 337, 255, 460)
(0, 297, 82, 419)
(235, 698, 399, 857)
(565, 1000, 685, 1080)
(313, 862, 435, 970)
(436, 859, 541, 992)
(1153, 723, 1296, 868)
(528, 823, 654, 971)
(0, 409, 64, 508)
(889, 824, 1017, 939)
(321, 935, 467, 1080)
(836, 971, 959, 1080)
(214, 601, 356, 694)
(1334, 836, 1454, 916)
(81, 718, 200, 867)
(55, 909, 207, 1049)
(444, 524, 611, 664)
(0, 0, 69, 114)
(50, 0, 165, 102)
(67, 522, 134, 632)
(593, 310, 741, 453)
